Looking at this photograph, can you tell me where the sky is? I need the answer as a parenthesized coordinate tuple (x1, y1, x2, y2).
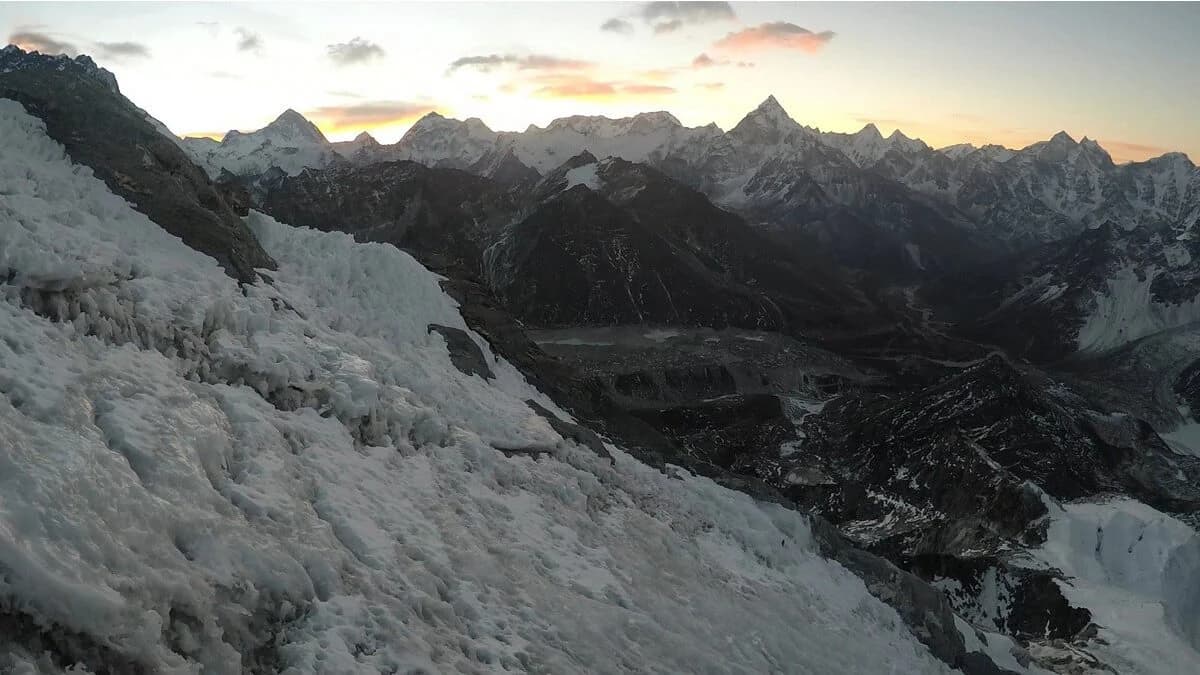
(2, 1, 1198, 163)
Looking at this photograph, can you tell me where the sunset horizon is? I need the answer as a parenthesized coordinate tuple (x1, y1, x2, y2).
(5, 1, 1198, 163)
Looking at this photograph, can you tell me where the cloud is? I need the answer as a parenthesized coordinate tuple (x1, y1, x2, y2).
(621, 83, 676, 95)
(601, 18, 634, 34)
(653, 20, 683, 35)
(209, 70, 242, 80)
(447, 53, 590, 73)
(523, 73, 675, 100)
(698, 82, 725, 91)
(8, 29, 76, 56)
(692, 52, 731, 68)
(736, 61, 756, 68)
(1098, 139, 1173, 162)
(328, 89, 364, 98)
(95, 41, 150, 59)
(327, 37, 385, 66)
(235, 28, 261, 52)
(196, 21, 219, 37)
(641, 2, 736, 24)
(713, 22, 835, 54)
(306, 100, 435, 131)
(638, 67, 677, 81)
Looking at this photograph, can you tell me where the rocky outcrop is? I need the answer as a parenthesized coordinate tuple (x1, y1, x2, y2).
(0, 46, 273, 282)
(428, 324, 494, 379)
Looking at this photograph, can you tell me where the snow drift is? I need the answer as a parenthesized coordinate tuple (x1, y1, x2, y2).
(0, 98, 955, 673)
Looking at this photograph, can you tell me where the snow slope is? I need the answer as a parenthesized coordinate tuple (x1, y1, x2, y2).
(0, 98, 955, 673)
(1077, 265, 1200, 352)
(1032, 495, 1200, 675)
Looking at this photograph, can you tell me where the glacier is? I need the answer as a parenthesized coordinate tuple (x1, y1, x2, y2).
(0, 98, 961, 673)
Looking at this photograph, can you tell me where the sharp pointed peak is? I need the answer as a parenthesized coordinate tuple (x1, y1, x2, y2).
(1049, 130, 1076, 144)
(353, 131, 378, 144)
(754, 94, 787, 114)
(858, 122, 881, 136)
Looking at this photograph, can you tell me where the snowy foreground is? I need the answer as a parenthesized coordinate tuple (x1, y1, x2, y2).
(0, 100, 957, 673)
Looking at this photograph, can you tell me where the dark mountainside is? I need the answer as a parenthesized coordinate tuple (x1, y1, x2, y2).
(6, 44, 1200, 674)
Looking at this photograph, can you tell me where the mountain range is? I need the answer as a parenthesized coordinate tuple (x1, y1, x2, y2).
(4, 44, 1200, 675)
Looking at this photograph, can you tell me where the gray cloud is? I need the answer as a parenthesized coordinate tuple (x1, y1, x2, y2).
(447, 53, 590, 73)
(642, 2, 735, 24)
(653, 20, 683, 35)
(327, 37, 385, 65)
(601, 18, 634, 34)
(235, 28, 262, 52)
(8, 30, 76, 56)
(95, 41, 150, 58)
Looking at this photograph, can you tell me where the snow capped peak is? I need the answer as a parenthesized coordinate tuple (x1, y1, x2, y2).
(746, 95, 795, 125)
(1049, 130, 1077, 146)
(939, 143, 978, 159)
(857, 123, 883, 140)
(631, 110, 683, 127)
(265, 108, 328, 144)
(729, 95, 805, 146)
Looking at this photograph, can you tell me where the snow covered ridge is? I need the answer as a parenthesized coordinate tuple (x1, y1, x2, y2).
(0, 99, 968, 673)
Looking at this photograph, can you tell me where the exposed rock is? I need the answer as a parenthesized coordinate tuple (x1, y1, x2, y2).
(428, 324, 494, 379)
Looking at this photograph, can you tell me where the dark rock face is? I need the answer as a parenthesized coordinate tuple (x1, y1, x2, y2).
(0, 46, 274, 282)
(256, 160, 517, 276)
(786, 355, 1200, 547)
(428, 324, 494, 379)
(487, 184, 790, 330)
(630, 394, 794, 470)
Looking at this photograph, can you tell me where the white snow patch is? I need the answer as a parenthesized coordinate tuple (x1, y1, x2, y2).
(1077, 265, 1200, 352)
(1164, 243, 1193, 268)
(1162, 417, 1200, 457)
(563, 162, 601, 190)
(1032, 495, 1200, 675)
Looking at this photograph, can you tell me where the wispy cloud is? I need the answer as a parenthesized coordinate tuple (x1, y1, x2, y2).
(209, 70, 242, 80)
(8, 29, 76, 56)
(653, 20, 683, 35)
(95, 41, 150, 59)
(600, 18, 634, 34)
(327, 37, 385, 66)
(714, 22, 835, 54)
(642, 2, 736, 25)
(447, 53, 591, 74)
(1098, 139, 1173, 162)
(521, 73, 676, 100)
(621, 83, 676, 96)
(306, 100, 435, 131)
(235, 27, 262, 53)
(692, 52, 728, 68)
(603, 2, 735, 38)
(698, 82, 725, 91)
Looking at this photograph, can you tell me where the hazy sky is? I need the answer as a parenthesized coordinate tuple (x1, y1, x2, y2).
(3, 2, 1198, 162)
